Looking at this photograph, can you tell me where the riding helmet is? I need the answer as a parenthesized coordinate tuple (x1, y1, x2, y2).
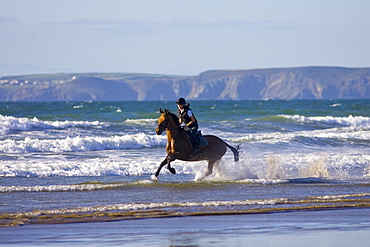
(176, 97, 186, 105)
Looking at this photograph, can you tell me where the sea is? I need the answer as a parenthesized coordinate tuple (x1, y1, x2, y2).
(1, 100, 370, 246)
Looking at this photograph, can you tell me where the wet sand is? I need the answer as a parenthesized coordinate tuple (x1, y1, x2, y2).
(1, 208, 370, 246)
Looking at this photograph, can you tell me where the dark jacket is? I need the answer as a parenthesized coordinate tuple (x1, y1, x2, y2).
(178, 105, 198, 129)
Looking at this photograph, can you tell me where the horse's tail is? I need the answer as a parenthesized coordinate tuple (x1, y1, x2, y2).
(224, 142, 240, 162)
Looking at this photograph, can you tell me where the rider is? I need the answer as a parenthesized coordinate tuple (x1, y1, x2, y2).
(176, 97, 202, 157)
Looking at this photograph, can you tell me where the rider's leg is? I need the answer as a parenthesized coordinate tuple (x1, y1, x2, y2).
(190, 129, 202, 157)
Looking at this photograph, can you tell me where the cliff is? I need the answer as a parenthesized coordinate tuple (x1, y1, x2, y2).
(0, 66, 369, 101)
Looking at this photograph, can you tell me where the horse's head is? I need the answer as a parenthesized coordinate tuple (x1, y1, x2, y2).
(156, 108, 179, 135)
(156, 108, 169, 135)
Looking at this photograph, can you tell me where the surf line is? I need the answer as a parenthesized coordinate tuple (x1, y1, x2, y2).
(1, 202, 370, 227)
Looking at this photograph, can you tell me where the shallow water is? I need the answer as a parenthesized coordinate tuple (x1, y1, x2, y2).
(1, 100, 370, 236)
(2, 210, 370, 246)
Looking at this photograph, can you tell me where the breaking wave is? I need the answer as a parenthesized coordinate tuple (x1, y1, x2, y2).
(0, 114, 107, 135)
(281, 115, 370, 128)
(1, 192, 370, 227)
(231, 115, 370, 145)
(0, 133, 166, 153)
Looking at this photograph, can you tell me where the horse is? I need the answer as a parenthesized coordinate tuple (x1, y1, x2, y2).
(154, 108, 240, 179)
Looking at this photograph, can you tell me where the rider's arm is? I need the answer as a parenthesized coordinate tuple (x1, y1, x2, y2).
(185, 110, 196, 127)
(186, 116, 196, 127)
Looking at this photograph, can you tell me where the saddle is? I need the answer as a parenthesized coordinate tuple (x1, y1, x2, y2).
(185, 130, 208, 148)
(197, 131, 208, 147)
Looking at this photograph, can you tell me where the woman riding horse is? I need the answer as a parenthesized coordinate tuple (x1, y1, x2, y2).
(176, 97, 202, 157)
(155, 108, 239, 179)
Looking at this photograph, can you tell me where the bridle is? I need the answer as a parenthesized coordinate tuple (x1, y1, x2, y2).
(157, 113, 180, 132)
(157, 116, 169, 131)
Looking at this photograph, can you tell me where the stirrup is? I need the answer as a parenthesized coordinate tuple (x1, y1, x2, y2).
(196, 149, 202, 158)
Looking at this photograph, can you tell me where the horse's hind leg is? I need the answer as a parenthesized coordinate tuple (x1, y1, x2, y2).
(194, 159, 216, 181)
(205, 159, 217, 177)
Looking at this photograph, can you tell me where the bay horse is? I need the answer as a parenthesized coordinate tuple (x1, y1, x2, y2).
(154, 108, 240, 179)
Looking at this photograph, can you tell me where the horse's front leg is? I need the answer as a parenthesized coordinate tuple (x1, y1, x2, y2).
(166, 154, 176, 175)
(154, 155, 176, 178)
(154, 157, 168, 178)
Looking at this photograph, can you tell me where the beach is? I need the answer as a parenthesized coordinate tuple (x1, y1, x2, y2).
(1, 209, 370, 246)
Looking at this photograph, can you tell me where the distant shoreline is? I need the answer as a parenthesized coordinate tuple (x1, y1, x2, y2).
(1, 66, 369, 101)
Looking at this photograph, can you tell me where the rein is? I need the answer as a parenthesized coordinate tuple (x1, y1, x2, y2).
(157, 115, 180, 131)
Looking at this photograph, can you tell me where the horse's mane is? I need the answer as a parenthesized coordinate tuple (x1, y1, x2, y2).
(167, 111, 179, 126)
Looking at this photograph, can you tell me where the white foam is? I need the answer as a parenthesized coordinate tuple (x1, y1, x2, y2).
(0, 133, 166, 153)
(1, 148, 369, 180)
(124, 118, 157, 125)
(0, 183, 125, 193)
(330, 103, 341, 107)
(185, 150, 370, 182)
(237, 151, 370, 181)
(229, 127, 370, 143)
(5, 198, 289, 218)
(281, 115, 370, 128)
(0, 114, 107, 135)
(0, 151, 160, 177)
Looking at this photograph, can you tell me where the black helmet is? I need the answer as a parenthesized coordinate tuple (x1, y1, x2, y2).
(176, 97, 186, 105)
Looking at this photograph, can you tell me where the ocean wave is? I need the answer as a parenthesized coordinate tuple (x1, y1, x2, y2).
(0, 114, 107, 135)
(281, 115, 370, 128)
(0, 153, 160, 177)
(0, 133, 166, 153)
(1, 147, 370, 179)
(124, 118, 157, 125)
(0, 180, 158, 193)
(2, 193, 370, 227)
(231, 126, 370, 145)
(0, 182, 127, 193)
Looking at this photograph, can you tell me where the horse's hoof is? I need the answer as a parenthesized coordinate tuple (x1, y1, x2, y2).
(168, 167, 176, 174)
(151, 175, 158, 180)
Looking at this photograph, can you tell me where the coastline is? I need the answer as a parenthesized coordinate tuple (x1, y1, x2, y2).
(1, 208, 370, 246)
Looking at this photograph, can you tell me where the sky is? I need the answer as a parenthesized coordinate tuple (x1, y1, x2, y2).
(0, 0, 369, 76)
